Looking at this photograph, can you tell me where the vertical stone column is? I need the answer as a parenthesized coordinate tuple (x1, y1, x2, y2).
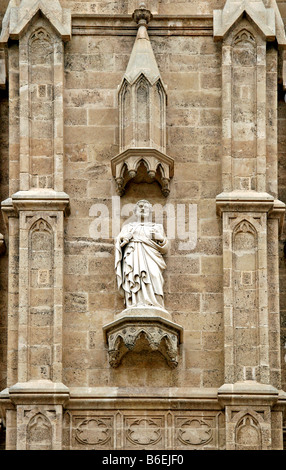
(18, 18, 65, 192)
(216, 200, 274, 385)
(15, 200, 69, 384)
(0, 0, 71, 450)
(0, 48, 5, 88)
(214, 0, 286, 450)
(221, 22, 267, 193)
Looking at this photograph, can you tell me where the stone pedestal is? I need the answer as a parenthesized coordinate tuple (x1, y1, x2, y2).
(1, 380, 69, 450)
(218, 382, 286, 450)
(103, 307, 183, 368)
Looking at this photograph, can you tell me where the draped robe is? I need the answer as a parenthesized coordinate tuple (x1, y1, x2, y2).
(115, 222, 168, 308)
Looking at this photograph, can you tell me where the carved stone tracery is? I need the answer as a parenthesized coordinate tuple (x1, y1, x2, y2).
(75, 418, 112, 446)
(177, 418, 213, 446)
(235, 414, 261, 450)
(126, 418, 162, 446)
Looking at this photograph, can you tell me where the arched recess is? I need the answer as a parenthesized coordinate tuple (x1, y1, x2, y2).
(135, 75, 150, 146)
(120, 79, 132, 150)
(28, 26, 55, 189)
(27, 412, 52, 450)
(235, 412, 262, 450)
(231, 28, 257, 191)
(233, 219, 259, 381)
(28, 218, 54, 380)
(153, 80, 166, 150)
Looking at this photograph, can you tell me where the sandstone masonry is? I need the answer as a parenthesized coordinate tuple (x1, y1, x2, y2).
(0, 0, 286, 451)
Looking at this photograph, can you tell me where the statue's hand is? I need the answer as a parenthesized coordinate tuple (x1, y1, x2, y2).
(120, 236, 131, 247)
(153, 231, 164, 243)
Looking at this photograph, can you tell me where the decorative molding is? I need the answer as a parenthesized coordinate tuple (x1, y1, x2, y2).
(6, 189, 70, 215)
(8, 380, 70, 405)
(216, 191, 276, 216)
(217, 382, 279, 407)
(216, 191, 285, 235)
(71, 15, 214, 37)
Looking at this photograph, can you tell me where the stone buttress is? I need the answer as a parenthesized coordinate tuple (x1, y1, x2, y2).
(0, 0, 71, 450)
(214, 0, 286, 450)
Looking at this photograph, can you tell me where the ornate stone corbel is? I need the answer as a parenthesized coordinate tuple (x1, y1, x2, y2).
(103, 308, 183, 368)
(111, 148, 174, 197)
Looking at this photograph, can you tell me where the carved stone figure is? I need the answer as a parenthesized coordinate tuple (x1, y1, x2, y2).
(115, 200, 168, 309)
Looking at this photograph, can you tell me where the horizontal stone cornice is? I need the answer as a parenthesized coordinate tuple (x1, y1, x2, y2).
(2, 189, 70, 215)
(7, 380, 70, 406)
(65, 386, 223, 411)
(71, 14, 214, 37)
(217, 381, 280, 407)
(216, 190, 279, 215)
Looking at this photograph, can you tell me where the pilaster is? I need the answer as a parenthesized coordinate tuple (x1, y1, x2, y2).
(0, 0, 71, 450)
(214, 0, 286, 450)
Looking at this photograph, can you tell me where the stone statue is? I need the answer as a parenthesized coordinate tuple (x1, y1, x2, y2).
(115, 200, 168, 309)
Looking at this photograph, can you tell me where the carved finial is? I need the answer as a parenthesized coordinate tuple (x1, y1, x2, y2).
(133, 3, 152, 26)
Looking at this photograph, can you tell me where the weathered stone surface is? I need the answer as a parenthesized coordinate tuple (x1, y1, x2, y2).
(0, 0, 286, 452)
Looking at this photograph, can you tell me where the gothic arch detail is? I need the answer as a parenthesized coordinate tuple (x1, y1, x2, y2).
(28, 218, 54, 380)
(235, 413, 262, 450)
(233, 28, 256, 46)
(233, 219, 259, 381)
(28, 25, 55, 189)
(27, 412, 52, 450)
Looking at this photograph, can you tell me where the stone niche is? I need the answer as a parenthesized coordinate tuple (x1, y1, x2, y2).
(106, 8, 181, 368)
(103, 197, 183, 369)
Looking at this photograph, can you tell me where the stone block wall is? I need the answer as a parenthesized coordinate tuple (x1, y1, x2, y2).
(0, 0, 286, 451)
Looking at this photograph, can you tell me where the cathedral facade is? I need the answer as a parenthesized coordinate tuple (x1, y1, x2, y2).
(0, 0, 286, 450)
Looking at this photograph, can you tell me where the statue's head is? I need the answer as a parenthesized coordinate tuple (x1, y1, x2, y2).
(134, 200, 152, 221)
